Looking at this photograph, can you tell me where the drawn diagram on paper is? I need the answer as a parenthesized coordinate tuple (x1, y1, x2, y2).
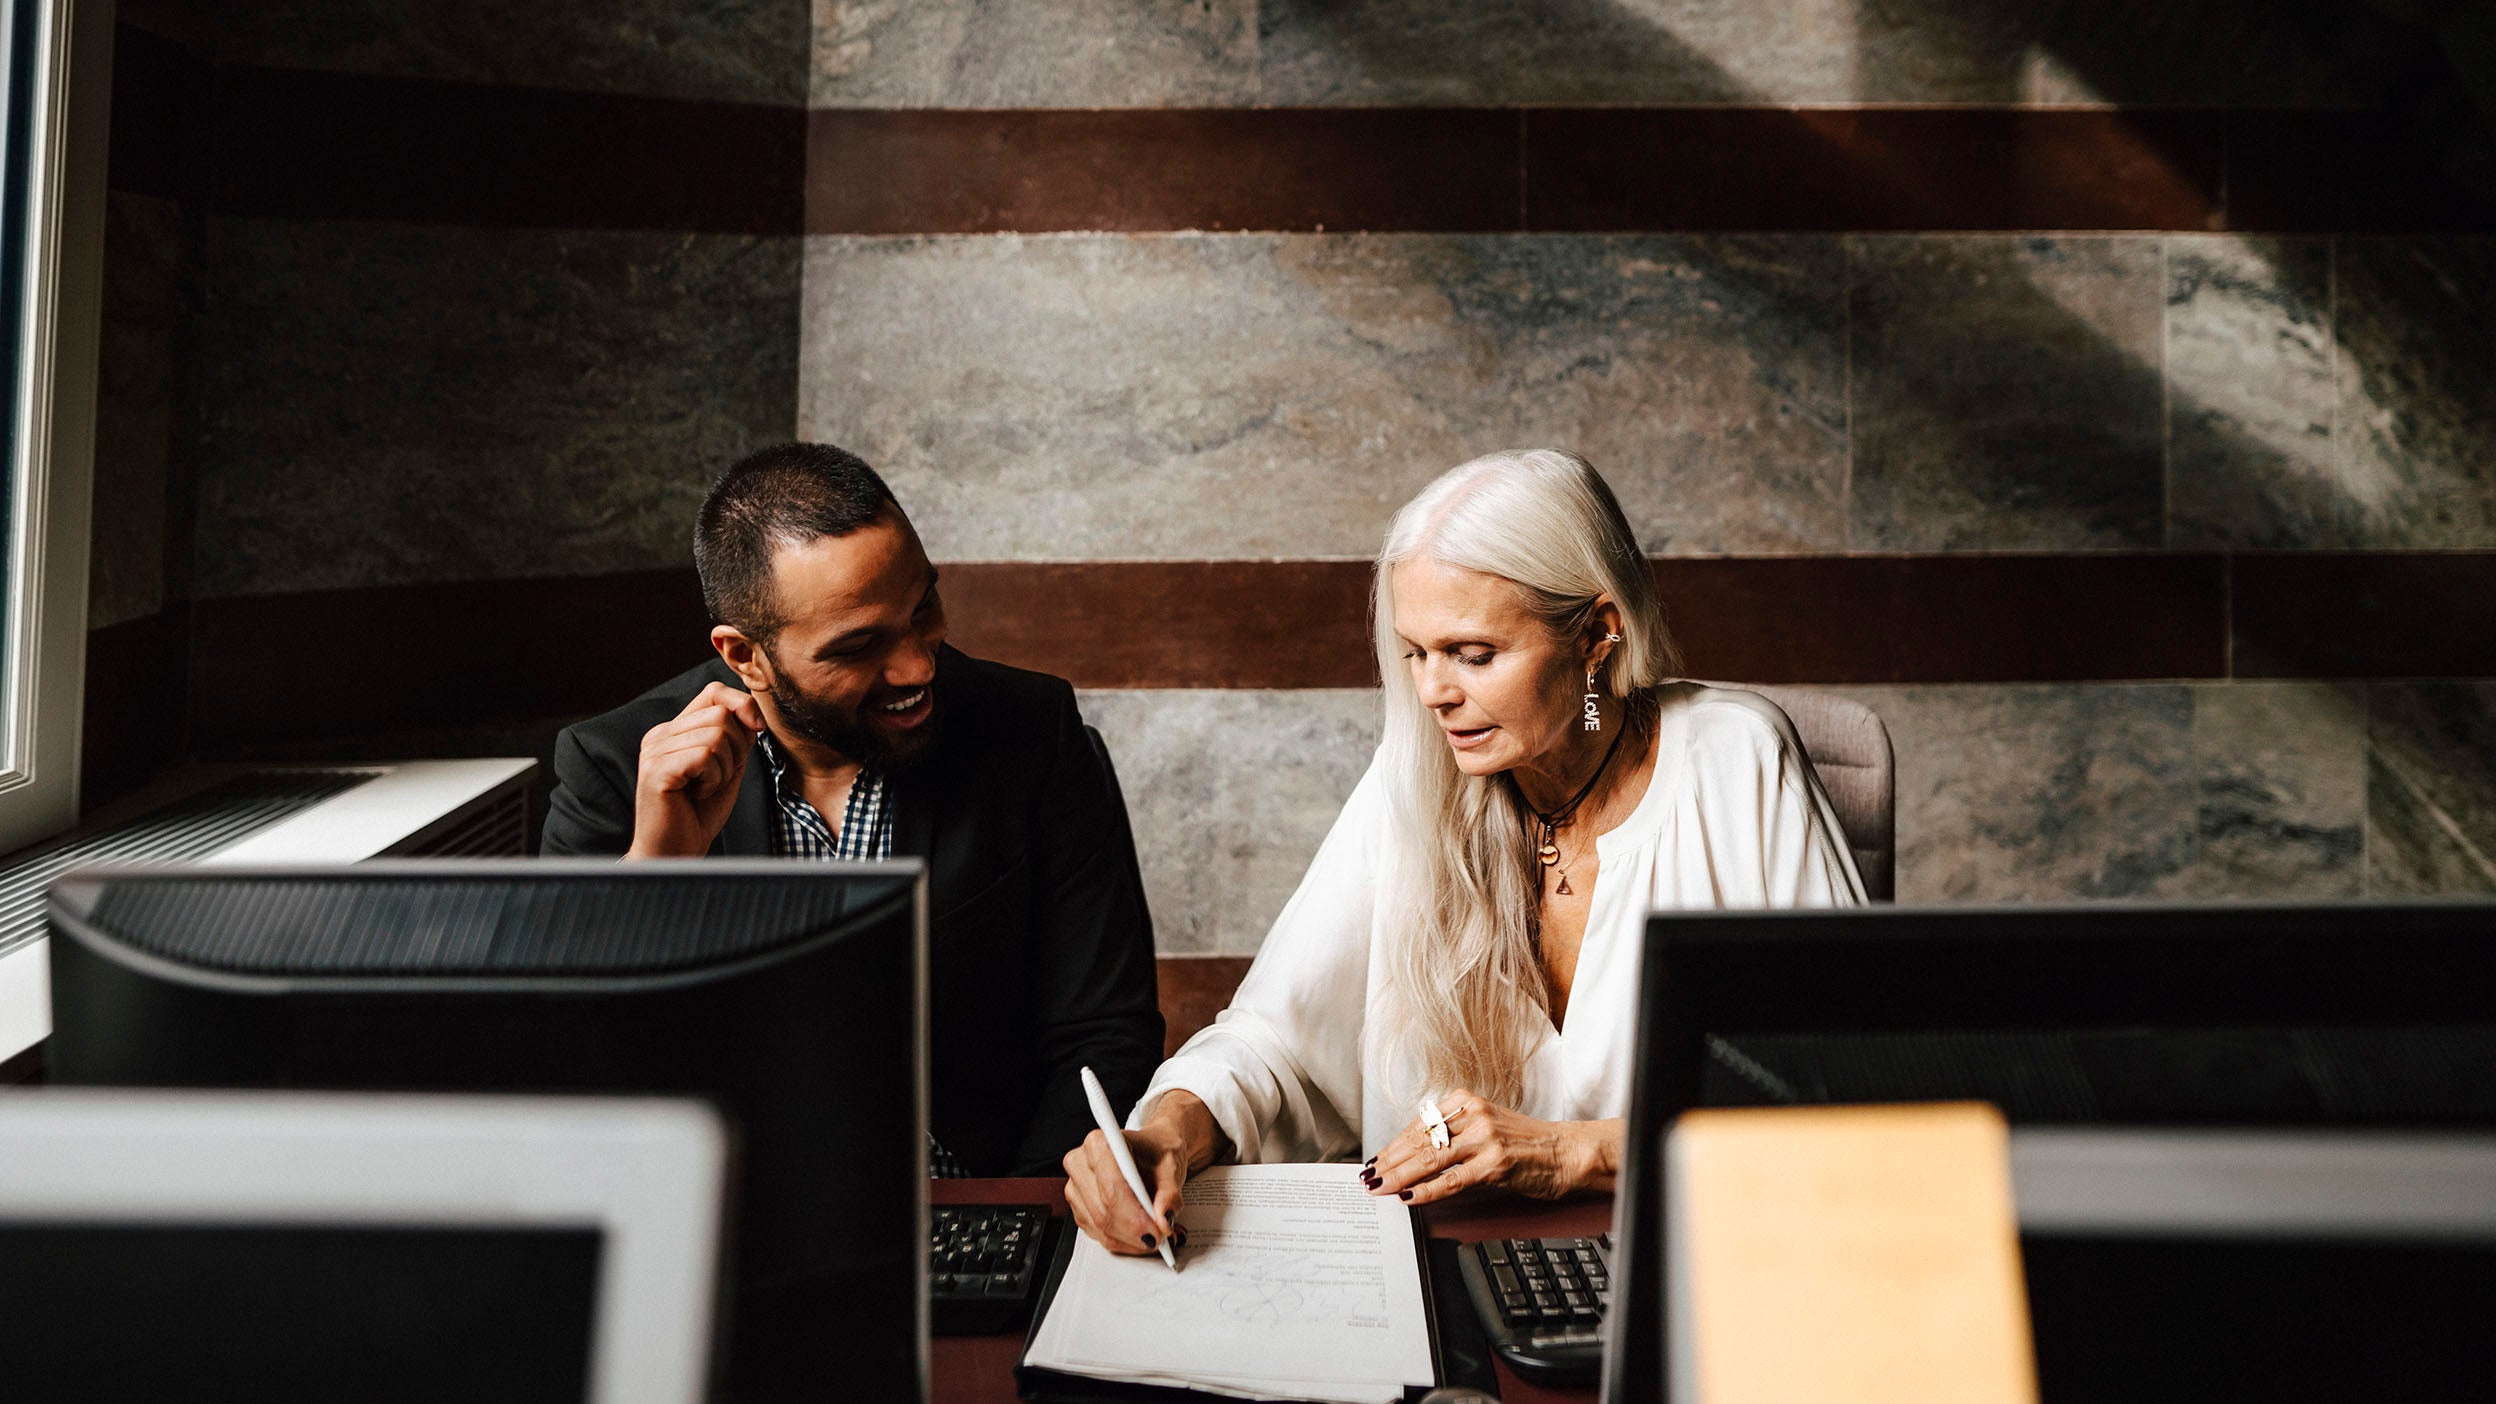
(1023, 1165, 1439, 1403)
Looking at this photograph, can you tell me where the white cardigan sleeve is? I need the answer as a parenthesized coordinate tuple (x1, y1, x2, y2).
(1129, 755, 1388, 1165)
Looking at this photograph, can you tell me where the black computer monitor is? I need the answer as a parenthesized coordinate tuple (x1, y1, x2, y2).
(1604, 899, 2496, 1403)
(43, 858, 929, 1404)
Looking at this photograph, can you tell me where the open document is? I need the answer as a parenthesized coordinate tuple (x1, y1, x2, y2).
(1022, 1163, 1437, 1403)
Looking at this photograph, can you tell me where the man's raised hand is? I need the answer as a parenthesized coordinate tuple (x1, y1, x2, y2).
(626, 682, 764, 858)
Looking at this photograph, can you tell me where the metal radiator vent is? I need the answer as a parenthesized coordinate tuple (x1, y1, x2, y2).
(83, 872, 906, 977)
(0, 772, 375, 961)
(395, 784, 530, 858)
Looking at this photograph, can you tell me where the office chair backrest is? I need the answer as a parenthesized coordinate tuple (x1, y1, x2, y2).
(1701, 683, 1894, 902)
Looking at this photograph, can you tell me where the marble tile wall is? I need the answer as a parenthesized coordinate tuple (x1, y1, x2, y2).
(191, 219, 800, 597)
(809, 0, 2429, 108)
(86, 0, 2496, 914)
(193, 0, 809, 103)
(1848, 236, 2165, 550)
(1083, 680, 2467, 951)
(800, 233, 1849, 561)
(797, 231, 2496, 564)
(1078, 689, 1381, 954)
(2368, 683, 2496, 894)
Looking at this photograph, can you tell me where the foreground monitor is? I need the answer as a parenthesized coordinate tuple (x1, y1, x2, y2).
(44, 859, 929, 1403)
(1605, 898, 2496, 1404)
(0, 1089, 725, 1404)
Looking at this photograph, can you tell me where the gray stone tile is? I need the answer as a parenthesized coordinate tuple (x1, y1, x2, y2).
(1257, 0, 1759, 104)
(2165, 236, 2339, 548)
(802, 233, 1848, 559)
(2367, 683, 2496, 895)
(1849, 236, 2165, 550)
(1254, 0, 2420, 106)
(2179, 683, 2365, 898)
(1837, 684, 2196, 902)
(1850, 0, 2425, 106)
(192, 220, 800, 597)
(812, 0, 1255, 107)
(2333, 238, 2496, 548)
(1077, 688, 1381, 955)
(89, 193, 192, 630)
(214, 0, 808, 104)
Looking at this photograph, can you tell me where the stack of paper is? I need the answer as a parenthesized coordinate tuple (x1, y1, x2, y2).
(1667, 1102, 2038, 1404)
(1022, 1164, 1437, 1403)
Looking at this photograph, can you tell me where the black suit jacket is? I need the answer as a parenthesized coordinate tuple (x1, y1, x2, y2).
(541, 647, 1163, 1175)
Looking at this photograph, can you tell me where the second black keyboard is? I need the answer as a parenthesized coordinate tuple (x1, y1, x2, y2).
(1456, 1232, 1612, 1383)
(931, 1203, 1056, 1335)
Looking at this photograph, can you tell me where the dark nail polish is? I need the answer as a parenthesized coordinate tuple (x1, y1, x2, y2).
(1398, 1190, 1413, 1201)
(1362, 1173, 1379, 1188)
(1363, 1156, 1376, 1169)
(1174, 1230, 1188, 1248)
(1142, 1234, 1156, 1249)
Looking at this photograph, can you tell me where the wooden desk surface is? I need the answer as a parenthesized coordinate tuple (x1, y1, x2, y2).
(932, 1178, 1609, 1404)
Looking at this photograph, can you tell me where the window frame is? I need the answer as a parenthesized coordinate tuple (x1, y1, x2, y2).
(0, 0, 105, 857)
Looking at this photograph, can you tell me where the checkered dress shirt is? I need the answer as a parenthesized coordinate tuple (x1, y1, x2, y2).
(756, 733, 966, 1177)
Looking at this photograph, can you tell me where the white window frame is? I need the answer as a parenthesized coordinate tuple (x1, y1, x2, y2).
(0, 0, 106, 857)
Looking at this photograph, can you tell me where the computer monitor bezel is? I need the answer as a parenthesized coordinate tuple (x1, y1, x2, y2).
(0, 1087, 728, 1404)
(43, 856, 935, 1400)
(1603, 897, 2496, 1404)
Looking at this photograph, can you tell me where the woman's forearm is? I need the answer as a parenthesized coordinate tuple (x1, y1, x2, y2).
(1144, 1089, 1231, 1173)
(1568, 1117, 1624, 1194)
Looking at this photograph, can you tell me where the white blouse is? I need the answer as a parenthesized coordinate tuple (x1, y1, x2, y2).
(1135, 683, 1867, 1164)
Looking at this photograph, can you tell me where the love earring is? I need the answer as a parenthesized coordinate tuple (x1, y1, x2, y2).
(1584, 633, 1620, 731)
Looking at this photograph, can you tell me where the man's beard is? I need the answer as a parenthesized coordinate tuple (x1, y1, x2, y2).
(766, 669, 938, 773)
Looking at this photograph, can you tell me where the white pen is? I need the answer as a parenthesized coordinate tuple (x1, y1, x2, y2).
(1079, 1065, 1177, 1271)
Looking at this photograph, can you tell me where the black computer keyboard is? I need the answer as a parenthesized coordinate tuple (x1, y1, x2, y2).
(1455, 1233, 1612, 1383)
(931, 1204, 1057, 1335)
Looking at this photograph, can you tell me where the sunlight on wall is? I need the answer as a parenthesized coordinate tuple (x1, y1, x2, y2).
(1626, 0, 1863, 103)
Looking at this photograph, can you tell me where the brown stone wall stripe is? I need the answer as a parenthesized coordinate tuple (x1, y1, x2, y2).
(182, 553, 2257, 748)
(190, 570, 715, 751)
(105, 23, 806, 234)
(1156, 955, 1254, 1059)
(2232, 553, 2496, 679)
(203, 67, 805, 233)
(1649, 554, 2225, 685)
(2225, 111, 2496, 235)
(806, 108, 2488, 236)
(807, 108, 1521, 235)
(107, 41, 2492, 237)
(945, 555, 2229, 685)
(1527, 108, 2227, 233)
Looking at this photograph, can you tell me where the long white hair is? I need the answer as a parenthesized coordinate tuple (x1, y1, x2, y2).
(1369, 449, 1681, 1105)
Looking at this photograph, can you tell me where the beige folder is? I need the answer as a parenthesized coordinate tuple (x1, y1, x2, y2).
(1668, 1102, 2038, 1404)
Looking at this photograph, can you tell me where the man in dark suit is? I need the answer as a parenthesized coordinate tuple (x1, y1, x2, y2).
(542, 442, 1162, 1176)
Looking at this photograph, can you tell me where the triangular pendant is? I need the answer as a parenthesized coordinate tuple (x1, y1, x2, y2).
(1555, 873, 1574, 895)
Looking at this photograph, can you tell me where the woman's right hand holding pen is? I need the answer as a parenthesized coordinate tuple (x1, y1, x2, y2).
(1063, 1090, 1225, 1255)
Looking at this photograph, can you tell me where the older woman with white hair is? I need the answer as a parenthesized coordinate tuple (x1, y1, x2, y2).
(1063, 449, 1865, 1254)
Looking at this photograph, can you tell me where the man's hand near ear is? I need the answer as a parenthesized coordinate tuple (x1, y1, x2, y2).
(626, 682, 765, 858)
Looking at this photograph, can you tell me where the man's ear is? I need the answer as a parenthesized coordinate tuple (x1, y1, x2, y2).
(710, 625, 773, 693)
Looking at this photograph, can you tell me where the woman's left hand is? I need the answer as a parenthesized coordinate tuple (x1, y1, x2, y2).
(1362, 1090, 1620, 1206)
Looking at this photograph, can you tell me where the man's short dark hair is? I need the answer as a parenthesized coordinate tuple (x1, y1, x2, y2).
(694, 442, 899, 642)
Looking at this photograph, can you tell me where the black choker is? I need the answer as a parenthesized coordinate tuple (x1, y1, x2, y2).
(1522, 719, 1628, 897)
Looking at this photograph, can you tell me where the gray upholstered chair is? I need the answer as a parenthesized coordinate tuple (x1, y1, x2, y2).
(1703, 683, 1896, 903)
